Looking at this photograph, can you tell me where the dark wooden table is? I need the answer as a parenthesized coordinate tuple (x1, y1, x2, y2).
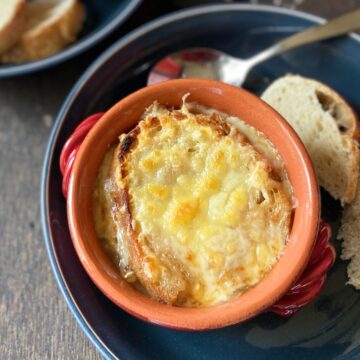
(1, 0, 358, 359)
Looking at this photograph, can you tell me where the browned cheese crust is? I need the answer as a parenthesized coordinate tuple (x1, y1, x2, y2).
(110, 110, 284, 304)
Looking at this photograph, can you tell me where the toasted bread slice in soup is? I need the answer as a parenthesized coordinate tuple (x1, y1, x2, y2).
(0, 0, 26, 55)
(262, 74, 360, 205)
(105, 101, 292, 306)
(1, 0, 85, 63)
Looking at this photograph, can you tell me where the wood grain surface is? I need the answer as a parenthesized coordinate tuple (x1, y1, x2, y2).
(0, 1, 358, 359)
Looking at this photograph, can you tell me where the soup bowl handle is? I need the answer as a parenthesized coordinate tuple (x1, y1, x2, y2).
(269, 220, 335, 316)
(60, 113, 336, 318)
(59, 112, 104, 198)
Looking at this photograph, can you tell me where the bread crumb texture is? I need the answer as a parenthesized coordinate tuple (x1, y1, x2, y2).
(338, 175, 360, 289)
(262, 74, 359, 205)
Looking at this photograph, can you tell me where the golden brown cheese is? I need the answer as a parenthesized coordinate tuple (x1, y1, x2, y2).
(93, 101, 293, 307)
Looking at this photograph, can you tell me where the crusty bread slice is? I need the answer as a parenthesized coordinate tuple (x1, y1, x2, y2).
(1, 0, 85, 63)
(262, 74, 359, 205)
(338, 175, 360, 289)
(0, 0, 26, 55)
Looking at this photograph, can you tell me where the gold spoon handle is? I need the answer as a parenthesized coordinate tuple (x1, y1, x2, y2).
(278, 8, 360, 52)
(249, 8, 360, 66)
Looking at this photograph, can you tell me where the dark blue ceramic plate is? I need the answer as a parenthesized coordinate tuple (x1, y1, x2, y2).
(41, 4, 360, 360)
(0, 0, 141, 77)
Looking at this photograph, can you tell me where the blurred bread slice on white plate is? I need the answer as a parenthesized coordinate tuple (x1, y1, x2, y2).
(1, 0, 85, 64)
(338, 180, 360, 289)
(262, 74, 359, 205)
(0, 0, 26, 55)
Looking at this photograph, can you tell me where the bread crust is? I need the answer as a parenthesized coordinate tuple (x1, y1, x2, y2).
(0, 0, 26, 55)
(1, 0, 85, 63)
(308, 79, 360, 139)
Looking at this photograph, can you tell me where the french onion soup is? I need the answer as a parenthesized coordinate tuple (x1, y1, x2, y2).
(93, 98, 294, 307)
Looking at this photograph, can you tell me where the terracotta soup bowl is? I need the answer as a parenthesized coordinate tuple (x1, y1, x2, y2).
(65, 79, 321, 330)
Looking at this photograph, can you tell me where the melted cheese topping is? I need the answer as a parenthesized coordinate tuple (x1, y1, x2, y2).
(94, 102, 293, 307)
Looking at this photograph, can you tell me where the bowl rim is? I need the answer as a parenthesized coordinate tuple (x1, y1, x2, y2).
(67, 78, 320, 330)
(0, 0, 141, 78)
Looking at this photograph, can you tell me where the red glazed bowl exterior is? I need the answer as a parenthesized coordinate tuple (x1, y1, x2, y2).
(66, 79, 320, 330)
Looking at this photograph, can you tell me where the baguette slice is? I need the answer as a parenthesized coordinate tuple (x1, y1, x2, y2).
(1, 0, 85, 63)
(262, 74, 359, 205)
(338, 179, 360, 289)
(0, 0, 26, 55)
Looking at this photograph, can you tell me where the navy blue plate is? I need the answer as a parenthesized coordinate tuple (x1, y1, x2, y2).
(41, 4, 360, 360)
(0, 0, 141, 78)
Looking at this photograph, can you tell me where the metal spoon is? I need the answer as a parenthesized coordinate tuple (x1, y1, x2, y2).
(148, 8, 360, 87)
